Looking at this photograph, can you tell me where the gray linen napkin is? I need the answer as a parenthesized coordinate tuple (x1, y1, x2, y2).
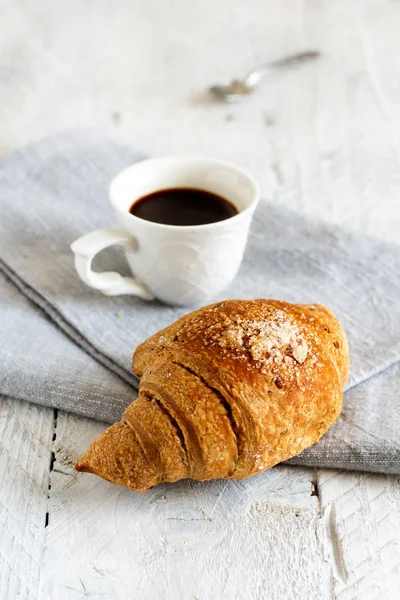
(0, 270, 134, 423)
(1, 130, 400, 474)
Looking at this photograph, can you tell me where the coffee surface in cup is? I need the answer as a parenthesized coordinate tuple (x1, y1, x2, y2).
(129, 188, 238, 226)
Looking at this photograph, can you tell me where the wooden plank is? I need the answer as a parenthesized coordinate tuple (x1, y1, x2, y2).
(0, 397, 54, 600)
(39, 411, 330, 599)
(3, 402, 400, 600)
(318, 469, 400, 599)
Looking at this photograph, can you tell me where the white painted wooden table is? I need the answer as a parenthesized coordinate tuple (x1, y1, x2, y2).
(1, 1, 400, 598)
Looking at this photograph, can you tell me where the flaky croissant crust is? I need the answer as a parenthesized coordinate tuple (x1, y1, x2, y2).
(76, 299, 349, 491)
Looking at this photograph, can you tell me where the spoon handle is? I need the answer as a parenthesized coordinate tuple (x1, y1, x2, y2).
(245, 50, 321, 87)
(269, 50, 321, 69)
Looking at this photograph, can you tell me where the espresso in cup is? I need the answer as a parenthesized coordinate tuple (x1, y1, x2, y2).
(129, 188, 238, 226)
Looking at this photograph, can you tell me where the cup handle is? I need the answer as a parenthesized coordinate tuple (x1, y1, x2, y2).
(70, 227, 154, 299)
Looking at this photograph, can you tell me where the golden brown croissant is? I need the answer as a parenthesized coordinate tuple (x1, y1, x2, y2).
(76, 299, 349, 491)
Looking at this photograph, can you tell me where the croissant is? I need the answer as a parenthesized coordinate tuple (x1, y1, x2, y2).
(76, 299, 349, 491)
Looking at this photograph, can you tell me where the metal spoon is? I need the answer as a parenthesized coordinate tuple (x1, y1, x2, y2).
(209, 50, 321, 103)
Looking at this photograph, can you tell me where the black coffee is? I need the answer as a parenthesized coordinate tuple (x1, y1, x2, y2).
(129, 187, 238, 226)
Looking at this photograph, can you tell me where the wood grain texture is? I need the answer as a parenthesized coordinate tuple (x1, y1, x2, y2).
(318, 469, 400, 599)
(1, 0, 400, 597)
(0, 397, 53, 600)
(40, 411, 330, 600)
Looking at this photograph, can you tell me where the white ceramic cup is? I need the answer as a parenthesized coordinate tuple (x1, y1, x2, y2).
(70, 157, 259, 305)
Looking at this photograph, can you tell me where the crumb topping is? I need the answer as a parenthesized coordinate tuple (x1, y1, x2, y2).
(172, 302, 321, 382)
(216, 310, 309, 368)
